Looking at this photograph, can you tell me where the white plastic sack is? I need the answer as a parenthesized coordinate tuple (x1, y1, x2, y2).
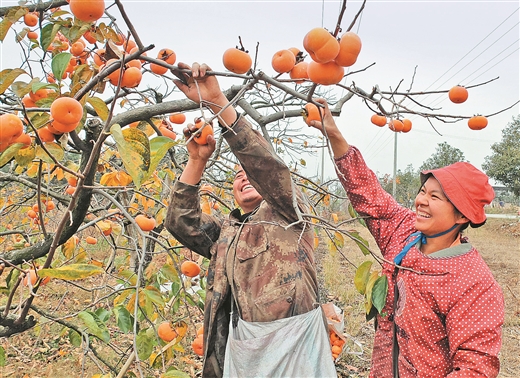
(223, 306, 337, 378)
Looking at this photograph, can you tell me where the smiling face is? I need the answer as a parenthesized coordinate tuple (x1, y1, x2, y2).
(414, 176, 468, 236)
(232, 167, 263, 213)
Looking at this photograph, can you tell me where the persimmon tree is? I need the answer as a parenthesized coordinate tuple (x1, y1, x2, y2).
(0, 0, 517, 376)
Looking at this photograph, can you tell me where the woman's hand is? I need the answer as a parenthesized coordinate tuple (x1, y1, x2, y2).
(307, 98, 350, 158)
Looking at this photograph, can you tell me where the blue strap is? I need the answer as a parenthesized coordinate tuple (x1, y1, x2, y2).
(394, 224, 460, 265)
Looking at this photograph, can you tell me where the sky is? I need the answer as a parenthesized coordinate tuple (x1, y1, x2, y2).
(1, 0, 519, 181)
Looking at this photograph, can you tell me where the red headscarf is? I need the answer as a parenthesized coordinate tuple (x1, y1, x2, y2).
(420, 162, 495, 225)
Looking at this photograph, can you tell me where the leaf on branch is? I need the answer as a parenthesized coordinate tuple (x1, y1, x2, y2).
(349, 230, 370, 256)
(110, 124, 150, 189)
(0, 68, 26, 95)
(14, 145, 36, 167)
(113, 305, 134, 334)
(51, 52, 72, 83)
(61, 237, 77, 259)
(41, 23, 61, 52)
(136, 329, 155, 360)
(100, 170, 133, 186)
(78, 311, 110, 343)
(372, 275, 388, 313)
(68, 328, 82, 347)
(161, 369, 191, 378)
(364, 271, 380, 314)
(354, 260, 373, 294)
(86, 96, 109, 121)
(35, 142, 64, 163)
(38, 263, 104, 281)
(0, 18, 14, 42)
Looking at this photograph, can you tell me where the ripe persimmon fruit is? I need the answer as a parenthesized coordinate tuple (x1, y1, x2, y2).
(159, 126, 177, 140)
(0, 114, 23, 144)
(181, 261, 201, 277)
(271, 49, 296, 74)
(23, 269, 50, 286)
(24, 13, 38, 27)
(169, 112, 186, 124)
(27, 209, 38, 219)
(69, 0, 105, 23)
(289, 61, 309, 84)
(50, 97, 84, 127)
(334, 31, 362, 67)
(65, 185, 76, 195)
(191, 334, 204, 356)
(22, 95, 36, 108)
(150, 62, 168, 75)
(157, 322, 178, 342)
(389, 119, 404, 132)
(45, 200, 56, 211)
(303, 27, 340, 64)
(448, 85, 469, 104)
(70, 40, 85, 57)
(370, 114, 387, 127)
(196, 325, 204, 336)
(135, 214, 156, 232)
(302, 103, 323, 126)
(157, 48, 176, 65)
(29, 88, 52, 102)
(468, 115, 488, 130)
(288, 47, 301, 57)
(193, 119, 214, 145)
(401, 119, 412, 133)
(37, 127, 56, 143)
(86, 236, 97, 245)
(11, 133, 31, 148)
(27, 31, 38, 40)
(222, 48, 252, 74)
(67, 176, 78, 187)
(120, 66, 142, 88)
(307, 60, 344, 86)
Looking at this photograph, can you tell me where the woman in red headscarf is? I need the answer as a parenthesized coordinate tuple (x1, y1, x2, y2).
(308, 98, 504, 378)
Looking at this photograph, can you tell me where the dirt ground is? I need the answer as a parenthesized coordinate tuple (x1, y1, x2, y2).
(319, 217, 520, 378)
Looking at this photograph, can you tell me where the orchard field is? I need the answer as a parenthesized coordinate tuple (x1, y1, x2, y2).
(1, 0, 519, 377)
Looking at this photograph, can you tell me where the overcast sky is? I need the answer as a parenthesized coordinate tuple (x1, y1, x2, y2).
(1, 0, 519, 181)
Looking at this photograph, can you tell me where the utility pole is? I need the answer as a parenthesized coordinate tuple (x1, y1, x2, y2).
(392, 132, 397, 198)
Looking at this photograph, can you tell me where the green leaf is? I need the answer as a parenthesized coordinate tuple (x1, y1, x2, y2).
(143, 286, 165, 310)
(136, 329, 155, 360)
(110, 124, 150, 189)
(78, 311, 110, 343)
(51, 52, 72, 83)
(35, 142, 64, 163)
(113, 306, 133, 333)
(87, 96, 109, 121)
(68, 328, 82, 347)
(145, 136, 176, 183)
(161, 370, 191, 378)
(6, 268, 20, 292)
(41, 23, 61, 52)
(350, 230, 370, 256)
(372, 275, 388, 313)
(0, 68, 26, 95)
(38, 264, 104, 281)
(348, 203, 367, 227)
(354, 261, 373, 295)
(364, 271, 380, 314)
(0, 345, 5, 367)
(95, 307, 111, 323)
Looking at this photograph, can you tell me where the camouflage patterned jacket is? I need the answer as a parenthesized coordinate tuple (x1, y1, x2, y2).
(165, 117, 320, 378)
